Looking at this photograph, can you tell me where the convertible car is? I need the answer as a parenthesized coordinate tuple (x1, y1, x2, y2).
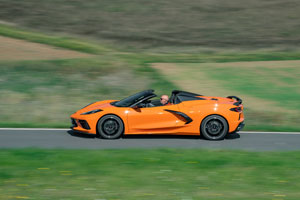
(70, 90, 244, 140)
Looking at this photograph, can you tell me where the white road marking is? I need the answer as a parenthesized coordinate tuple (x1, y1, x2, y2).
(240, 131, 300, 135)
(0, 128, 299, 134)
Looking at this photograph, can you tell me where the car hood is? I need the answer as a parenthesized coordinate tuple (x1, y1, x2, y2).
(76, 100, 116, 114)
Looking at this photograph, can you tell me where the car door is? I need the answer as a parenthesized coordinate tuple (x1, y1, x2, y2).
(127, 104, 182, 134)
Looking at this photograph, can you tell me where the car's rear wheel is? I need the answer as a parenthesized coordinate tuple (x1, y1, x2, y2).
(97, 115, 124, 139)
(200, 115, 228, 140)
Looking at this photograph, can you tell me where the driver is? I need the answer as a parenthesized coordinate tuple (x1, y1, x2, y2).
(160, 95, 169, 106)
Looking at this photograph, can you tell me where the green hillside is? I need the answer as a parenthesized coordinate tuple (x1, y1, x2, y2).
(1, 0, 300, 51)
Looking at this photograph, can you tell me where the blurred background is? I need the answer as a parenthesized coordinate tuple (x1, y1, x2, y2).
(1, 1, 300, 200)
(0, 0, 300, 130)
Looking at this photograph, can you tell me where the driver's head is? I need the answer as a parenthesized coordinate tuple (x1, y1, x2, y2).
(160, 95, 169, 105)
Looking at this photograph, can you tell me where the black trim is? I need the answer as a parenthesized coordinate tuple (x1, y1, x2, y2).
(70, 129, 96, 136)
(81, 109, 103, 115)
(227, 96, 242, 106)
(170, 90, 204, 104)
(130, 94, 157, 108)
(113, 89, 155, 107)
(230, 107, 242, 112)
(164, 109, 193, 124)
(71, 118, 77, 127)
(172, 90, 202, 97)
(176, 94, 205, 103)
(235, 121, 245, 132)
(78, 120, 91, 130)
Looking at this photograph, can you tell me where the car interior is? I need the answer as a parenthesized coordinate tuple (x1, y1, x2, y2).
(138, 90, 204, 108)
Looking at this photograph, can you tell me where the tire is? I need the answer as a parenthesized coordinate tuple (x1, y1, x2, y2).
(200, 115, 228, 140)
(97, 115, 124, 139)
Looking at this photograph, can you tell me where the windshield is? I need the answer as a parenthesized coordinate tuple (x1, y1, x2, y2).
(112, 90, 155, 107)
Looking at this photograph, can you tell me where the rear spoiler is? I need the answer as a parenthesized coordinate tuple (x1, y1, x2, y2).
(227, 96, 242, 106)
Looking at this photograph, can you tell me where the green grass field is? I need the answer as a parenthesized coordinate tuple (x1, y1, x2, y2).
(153, 61, 300, 131)
(0, 57, 153, 126)
(0, 24, 300, 130)
(1, 149, 300, 200)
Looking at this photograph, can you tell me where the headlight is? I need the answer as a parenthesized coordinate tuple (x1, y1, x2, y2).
(81, 109, 103, 115)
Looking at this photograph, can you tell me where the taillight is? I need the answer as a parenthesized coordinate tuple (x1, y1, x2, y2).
(230, 107, 242, 112)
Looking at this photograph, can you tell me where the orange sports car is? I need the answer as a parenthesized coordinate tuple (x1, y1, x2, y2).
(70, 90, 244, 140)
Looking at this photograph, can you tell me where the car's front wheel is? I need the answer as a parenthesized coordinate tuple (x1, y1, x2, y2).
(200, 115, 228, 140)
(97, 115, 124, 139)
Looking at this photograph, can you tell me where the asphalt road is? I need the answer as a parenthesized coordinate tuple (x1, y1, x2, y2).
(0, 128, 300, 151)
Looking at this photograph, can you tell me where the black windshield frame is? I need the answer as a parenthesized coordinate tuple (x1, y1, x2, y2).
(111, 90, 156, 107)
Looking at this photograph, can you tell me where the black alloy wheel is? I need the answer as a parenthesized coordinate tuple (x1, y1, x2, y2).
(97, 115, 124, 139)
(200, 115, 228, 140)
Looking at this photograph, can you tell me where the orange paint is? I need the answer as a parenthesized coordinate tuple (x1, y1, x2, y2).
(70, 90, 244, 137)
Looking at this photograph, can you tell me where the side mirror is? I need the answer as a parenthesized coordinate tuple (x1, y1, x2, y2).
(133, 103, 143, 109)
(137, 103, 144, 108)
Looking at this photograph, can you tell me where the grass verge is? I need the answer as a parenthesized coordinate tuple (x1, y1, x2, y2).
(1, 149, 300, 200)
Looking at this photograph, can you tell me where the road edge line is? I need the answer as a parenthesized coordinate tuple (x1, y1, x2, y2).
(0, 128, 300, 134)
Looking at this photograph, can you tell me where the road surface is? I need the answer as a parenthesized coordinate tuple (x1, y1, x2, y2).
(0, 128, 300, 151)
